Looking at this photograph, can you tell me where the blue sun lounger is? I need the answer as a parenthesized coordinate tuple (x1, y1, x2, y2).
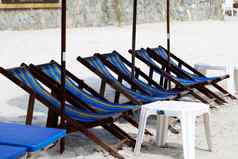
(31, 62, 138, 113)
(0, 65, 137, 159)
(0, 144, 26, 159)
(6, 67, 120, 122)
(152, 46, 227, 83)
(77, 55, 188, 105)
(98, 51, 222, 105)
(0, 122, 66, 153)
(144, 46, 236, 101)
(134, 48, 214, 86)
(99, 51, 183, 96)
(28, 61, 153, 136)
(126, 48, 226, 105)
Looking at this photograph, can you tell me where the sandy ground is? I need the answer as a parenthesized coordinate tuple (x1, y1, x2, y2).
(0, 18, 238, 159)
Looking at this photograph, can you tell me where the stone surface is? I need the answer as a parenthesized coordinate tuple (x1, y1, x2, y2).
(0, 0, 224, 30)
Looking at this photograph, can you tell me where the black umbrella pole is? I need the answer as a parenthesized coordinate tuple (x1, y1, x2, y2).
(165, 0, 171, 89)
(131, 0, 137, 79)
(60, 0, 66, 153)
(166, 0, 170, 53)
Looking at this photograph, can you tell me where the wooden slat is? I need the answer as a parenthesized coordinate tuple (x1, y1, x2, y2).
(0, 3, 61, 9)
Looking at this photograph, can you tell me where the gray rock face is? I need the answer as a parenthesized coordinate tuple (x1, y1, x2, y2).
(0, 0, 224, 30)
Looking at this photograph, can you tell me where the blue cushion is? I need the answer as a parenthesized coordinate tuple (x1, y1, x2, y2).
(0, 122, 66, 152)
(0, 144, 26, 159)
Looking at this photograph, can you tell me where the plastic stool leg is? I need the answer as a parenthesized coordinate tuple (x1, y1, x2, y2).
(181, 113, 196, 159)
(156, 115, 168, 147)
(226, 65, 236, 95)
(134, 108, 150, 154)
(203, 113, 212, 151)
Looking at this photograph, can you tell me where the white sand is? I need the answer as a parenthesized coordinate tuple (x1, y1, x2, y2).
(0, 19, 238, 159)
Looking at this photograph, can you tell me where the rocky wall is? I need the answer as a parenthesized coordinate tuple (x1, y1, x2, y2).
(0, 0, 224, 30)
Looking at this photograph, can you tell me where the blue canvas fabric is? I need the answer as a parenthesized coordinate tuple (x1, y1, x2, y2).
(104, 51, 178, 96)
(0, 122, 65, 152)
(84, 56, 176, 103)
(8, 67, 120, 123)
(38, 63, 139, 113)
(0, 144, 26, 159)
(153, 47, 219, 83)
(136, 48, 203, 86)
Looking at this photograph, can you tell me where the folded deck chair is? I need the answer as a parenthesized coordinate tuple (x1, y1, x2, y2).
(0, 144, 26, 159)
(0, 122, 65, 153)
(0, 65, 137, 159)
(146, 46, 237, 102)
(28, 61, 152, 135)
(77, 55, 188, 105)
(128, 48, 227, 105)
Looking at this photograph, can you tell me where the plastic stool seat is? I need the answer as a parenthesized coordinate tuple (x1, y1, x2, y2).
(134, 101, 212, 159)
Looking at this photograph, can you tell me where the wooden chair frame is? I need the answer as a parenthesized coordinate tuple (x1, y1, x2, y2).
(28, 61, 152, 136)
(146, 46, 237, 103)
(77, 56, 143, 105)
(157, 46, 236, 100)
(0, 65, 136, 159)
(127, 49, 227, 105)
(77, 55, 189, 106)
(95, 52, 215, 106)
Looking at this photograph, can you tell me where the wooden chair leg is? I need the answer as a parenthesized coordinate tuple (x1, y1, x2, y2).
(114, 91, 121, 104)
(197, 86, 226, 104)
(160, 66, 166, 87)
(108, 123, 136, 145)
(131, 72, 139, 91)
(46, 91, 60, 128)
(123, 115, 153, 136)
(148, 67, 154, 86)
(103, 124, 135, 147)
(75, 125, 124, 159)
(103, 125, 126, 140)
(100, 80, 106, 97)
(60, 137, 65, 154)
(212, 83, 237, 99)
(114, 77, 122, 104)
(189, 91, 210, 104)
(25, 94, 35, 125)
(46, 109, 59, 128)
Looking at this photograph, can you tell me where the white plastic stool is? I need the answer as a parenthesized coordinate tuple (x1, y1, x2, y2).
(194, 63, 237, 95)
(134, 101, 212, 159)
(224, 0, 234, 16)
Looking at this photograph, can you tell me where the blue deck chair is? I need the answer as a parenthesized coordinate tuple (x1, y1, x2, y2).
(98, 51, 190, 96)
(77, 55, 186, 105)
(146, 46, 236, 101)
(96, 52, 217, 105)
(0, 144, 26, 159)
(29, 61, 152, 136)
(133, 48, 214, 86)
(127, 48, 225, 105)
(0, 65, 137, 159)
(0, 122, 65, 153)
(30, 62, 137, 113)
(153, 46, 228, 82)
